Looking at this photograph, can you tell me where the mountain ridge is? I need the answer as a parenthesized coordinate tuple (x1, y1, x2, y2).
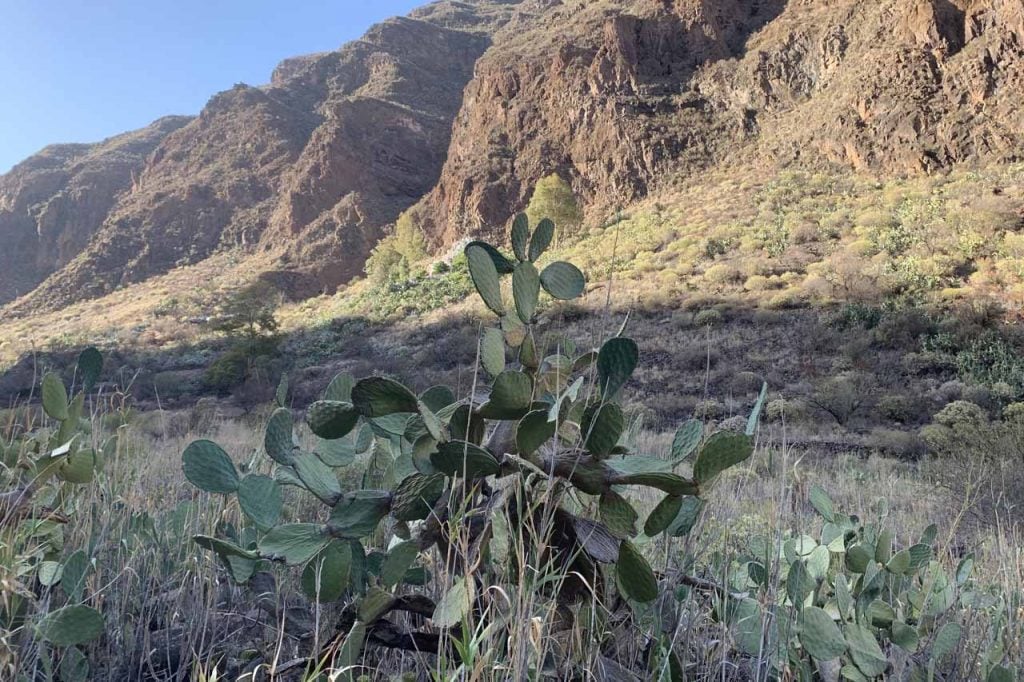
(1, 0, 1022, 317)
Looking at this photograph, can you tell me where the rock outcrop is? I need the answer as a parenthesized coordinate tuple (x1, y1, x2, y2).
(0, 116, 191, 303)
(2, 0, 1022, 313)
(413, 0, 1024, 244)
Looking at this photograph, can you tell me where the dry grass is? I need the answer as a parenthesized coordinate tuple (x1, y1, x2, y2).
(5, 401, 1021, 679)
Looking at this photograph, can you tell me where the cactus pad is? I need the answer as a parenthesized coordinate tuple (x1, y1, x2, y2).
(431, 441, 500, 479)
(798, 607, 846, 660)
(238, 474, 282, 530)
(182, 440, 239, 494)
(307, 401, 360, 440)
(466, 243, 506, 315)
(616, 540, 658, 603)
(352, 377, 419, 417)
(540, 261, 586, 300)
(597, 337, 638, 399)
(693, 432, 753, 485)
(259, 524, 330, 565)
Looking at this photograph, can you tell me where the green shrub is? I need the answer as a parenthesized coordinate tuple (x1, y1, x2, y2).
(693, 309, 723, 327)
(932, 400, 988, 428)
(525, 173, 582, 238)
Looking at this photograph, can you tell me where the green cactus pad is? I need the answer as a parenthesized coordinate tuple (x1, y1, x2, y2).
(540, 261, 586, 300)
(731, 597, 767, 657)
(59, 550, 89, 602)
(59, 645, 89, 682)
(666, 496, 704, 537)
(316, 437, 356, 467)
(987, 667, 1015, 682)
(335, 621, 368, 671)
(478, 370, 533, 419)
(420, 385, 456, 413)
(42, 372, 69, 421)
(798, 607, 846, 660)
(37, 605, 104, 647)
(292, 452, 343, 506)
(845, 545, 873, 573)
(516, 410, 556, 456)
(599, 490, 638, 538)
(875, 528, 894, 564)
(512, 261, 541, 323)
(644, 495, 683, 536)
(464, 240, 515, 274)
(597, 337, 639, 399)
(449, 404, 485, 444)
(182, 440, 239, 494)
(529, 218, 554, 262)
(932, 622, 962, 662)
(433, 576, 470, 628)
(867, 600, 895, 627)
(886, 548, 911, 574)
(324, 372, 355, 401)
(670, 420, 702, 462)
(381, 541, 420, 588)
(809, 486, 835, 522)
(431, 441, 500, 479)
(238, 475, 282, 530)
(845, 623, 887, 676)
(77, 347, 103, 393)
(259, 523, 330, 565)
(746, 381, 768, 436)
(890, 621, 919, 652)
(511, 212, 530, 261)
(605, 454, 672, 475)
(615, 472, 698, 496)
(392, 473, 446, 521)
(307, 401, 360, 440)
(480, 327, 506, 377)
(301, 540, 352, 603)
(58, 448, 96, 484)
(466, 243, 506, 315)
(617, 540, 658, 603)
(583, 402, 624, 457)
(693, 432, 753, 485)
(193, 535, 259, 560)
(274, 465, 304, 488)
(328, 490, 392, 538)
(263, 407, 295, 464)
(787, 560, 816, 607)
(352, 377, 419, 417)
(906, 543, 932, 571)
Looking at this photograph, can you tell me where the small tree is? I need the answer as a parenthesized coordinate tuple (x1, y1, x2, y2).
(526, 173, 582, 239)
(205, 282, 281, 393)
(365, 211, 427, 286)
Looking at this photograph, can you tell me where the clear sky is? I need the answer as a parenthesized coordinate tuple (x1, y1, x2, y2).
(0, 1, 425, 173)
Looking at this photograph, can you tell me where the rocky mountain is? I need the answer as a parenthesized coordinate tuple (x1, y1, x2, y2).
(2, 0, 1022, 314)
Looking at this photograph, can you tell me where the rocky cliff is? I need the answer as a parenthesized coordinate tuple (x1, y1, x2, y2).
(2, 0, 1022, 314)
(412, 0, 1024, 244)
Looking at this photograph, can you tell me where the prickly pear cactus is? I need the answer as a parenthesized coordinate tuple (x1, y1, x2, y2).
(181, 215, 764, 669)
(725, 485, 1006, 680)
(1, 348, 111, 675)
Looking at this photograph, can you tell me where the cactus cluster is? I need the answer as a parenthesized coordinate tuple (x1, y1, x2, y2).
(181, 215, 765, 671)
(723, 486, 1016, 680)
(1, 348, 110, 680)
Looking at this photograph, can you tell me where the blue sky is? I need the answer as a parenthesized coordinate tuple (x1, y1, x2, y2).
(0, 1, 424, 173)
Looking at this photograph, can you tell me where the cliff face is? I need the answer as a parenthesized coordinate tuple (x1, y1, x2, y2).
(3, 0, 523, 312)
(2, 0, 1023, 314)
(0, 116, 191, 303)
(413, 0, 1024, 244)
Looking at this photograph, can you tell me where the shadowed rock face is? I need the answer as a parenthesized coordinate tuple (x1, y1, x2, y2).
(2, 0, 1023, 313)
(0, 116, 192, 303)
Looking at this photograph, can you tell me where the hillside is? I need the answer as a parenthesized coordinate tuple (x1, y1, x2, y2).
(2, 0, 1022, 320)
